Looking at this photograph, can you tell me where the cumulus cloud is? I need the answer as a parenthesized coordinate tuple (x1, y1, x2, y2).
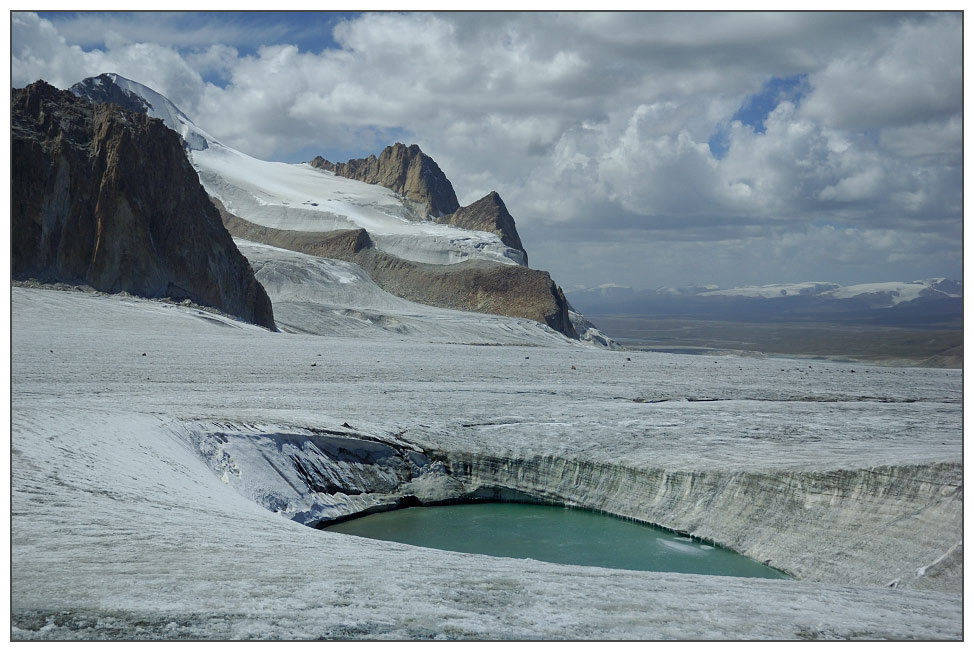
(11, 10, 962, 289)
(799, 13, 962, 130)
(12, 12, 208, 115)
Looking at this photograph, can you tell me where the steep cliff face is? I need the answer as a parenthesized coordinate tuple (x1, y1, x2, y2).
(311, 143, 460, 218)
(357, 249, 576, 337)
(436, 191, 527, 264)
(216, 202, 576, 337)
(12, 80, 275, 330)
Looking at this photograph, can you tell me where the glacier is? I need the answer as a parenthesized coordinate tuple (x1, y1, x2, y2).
(10, 279, 962, 640)
(194, 143, 525, 268)
(12, 72, 962, 640)
(73, 74, 528, 269)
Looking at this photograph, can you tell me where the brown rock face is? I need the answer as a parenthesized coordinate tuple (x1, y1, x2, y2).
(217, 204, 576, 337)
(310, 143, 460, 218)
(436, 191, 527, 265)
(312, 145, 529, 266)
(12, 80, 275, 330)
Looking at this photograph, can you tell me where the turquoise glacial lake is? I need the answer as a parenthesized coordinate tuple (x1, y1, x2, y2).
(325, 502, 790, 579)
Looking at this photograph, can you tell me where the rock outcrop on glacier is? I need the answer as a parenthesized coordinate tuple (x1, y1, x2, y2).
(11, 80, 276, 330)
(313, 146, 529, 265)
(216, 200, 577, 336)
(311, 143, 460, 218)
(435, 191, 527, 264)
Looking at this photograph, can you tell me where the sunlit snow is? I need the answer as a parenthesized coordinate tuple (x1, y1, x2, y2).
(193, 143, 523, 266)
(10, 73, 963, 641)
(10, 282, 962, 640)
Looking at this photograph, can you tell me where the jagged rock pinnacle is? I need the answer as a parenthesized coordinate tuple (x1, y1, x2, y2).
(311, 143, 460, 218)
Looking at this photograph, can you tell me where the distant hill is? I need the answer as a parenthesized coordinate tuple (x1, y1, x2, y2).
(567, 278, 962, 329)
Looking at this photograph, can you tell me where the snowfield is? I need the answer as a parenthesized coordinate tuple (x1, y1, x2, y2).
(699, 279, 959, 304)
(78, 74, 529, 268)
(193, 143, 526, 267)
(10, 282, 962, 641)
(238, 239, 571, 343)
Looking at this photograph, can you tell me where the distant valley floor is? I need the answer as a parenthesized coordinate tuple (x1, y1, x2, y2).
(588, 316, 963, 368)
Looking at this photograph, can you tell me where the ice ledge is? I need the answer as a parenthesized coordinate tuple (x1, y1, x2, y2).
(185, 421, 961, 593)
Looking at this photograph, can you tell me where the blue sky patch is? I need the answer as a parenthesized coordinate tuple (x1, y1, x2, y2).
(709, 74, 809, 158)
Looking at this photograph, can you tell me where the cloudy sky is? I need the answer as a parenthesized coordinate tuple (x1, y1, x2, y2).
(11, 11, 963, 291)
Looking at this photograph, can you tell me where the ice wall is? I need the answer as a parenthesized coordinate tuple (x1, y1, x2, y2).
(444, 452, 962, 592)
(188, 424, 961, 594)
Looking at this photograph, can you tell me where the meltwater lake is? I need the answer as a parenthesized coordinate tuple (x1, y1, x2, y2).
(326, 502, 790, 580)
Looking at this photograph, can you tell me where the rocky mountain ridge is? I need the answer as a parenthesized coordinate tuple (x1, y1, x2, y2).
(12, 80, 275, 329)
(214, 200, 576, 336)
(311, 143, 459, 218)
(70, 72, 213, 151)
(65, 73, 587, 341)
(312, 145, 528, 264)
(436, 191, 527, 264)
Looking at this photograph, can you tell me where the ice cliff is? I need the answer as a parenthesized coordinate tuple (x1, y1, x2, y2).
(188, 422, 961, 593)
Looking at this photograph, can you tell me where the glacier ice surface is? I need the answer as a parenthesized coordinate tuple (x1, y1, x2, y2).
(10, 284, 962, 640)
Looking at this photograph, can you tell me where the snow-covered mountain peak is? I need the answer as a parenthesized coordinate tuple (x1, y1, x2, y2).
(701, 282, 842, 299)
(655, 279, 961, 305)
(826, 279, 962, 305)
(67, 73, 527, 269)
(70, 73, 216, 151)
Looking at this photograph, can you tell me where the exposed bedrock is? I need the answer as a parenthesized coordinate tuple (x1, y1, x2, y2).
(311, 143, 460, 218)
(11, 81, 275, 330)
(189, 424, 961, 594)
(216, 204, 577, 337)
(310, 144, 528, 264)
(434, 191, 527, 264)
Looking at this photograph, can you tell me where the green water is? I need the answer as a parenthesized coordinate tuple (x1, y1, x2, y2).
(325, 502, 790, 579)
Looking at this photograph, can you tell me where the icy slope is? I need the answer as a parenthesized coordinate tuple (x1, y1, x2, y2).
(71, 73, 216, 151)
(70, 73, 528, 268)
(238, 239, 573, 344)
(12, 409, 960, 641)
(11, 286, 962, 639)
(194, 143, 524, 266)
